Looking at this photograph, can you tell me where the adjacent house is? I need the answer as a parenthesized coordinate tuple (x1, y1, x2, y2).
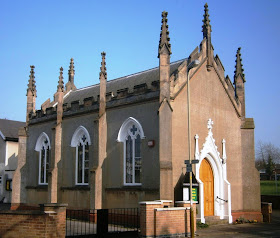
(0, 119, 25, 203)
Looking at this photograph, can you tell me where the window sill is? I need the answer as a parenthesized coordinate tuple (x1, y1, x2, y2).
(60, 186, 90, 191)
(26, 185, 48, 190)
(106, 187, 158, 192)
(123, 184, 142, 188)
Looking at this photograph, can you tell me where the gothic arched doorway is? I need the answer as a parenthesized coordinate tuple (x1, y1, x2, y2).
(200, 159, 214, 216)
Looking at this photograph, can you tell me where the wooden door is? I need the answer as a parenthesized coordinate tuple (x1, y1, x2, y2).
(200, 159, 214, 216)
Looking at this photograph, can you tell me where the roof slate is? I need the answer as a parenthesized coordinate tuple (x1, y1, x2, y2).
(63, 59, 185, 105)
(0, 119, 25, 141)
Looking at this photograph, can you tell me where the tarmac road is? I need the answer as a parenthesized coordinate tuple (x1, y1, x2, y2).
(196, 210, 280, 238)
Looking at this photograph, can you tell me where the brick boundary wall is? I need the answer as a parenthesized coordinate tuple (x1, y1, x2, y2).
(231, 211, 263, 223)
(139, 200, 196, 238)
(0, 203, 67, 238)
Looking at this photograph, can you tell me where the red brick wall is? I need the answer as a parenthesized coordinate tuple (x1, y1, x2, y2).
(0, 212, 47, 237)
(140, 202, 163, 236)
(0, 204, 67, 238)
(155, 209, 186, 236)
(232, 211, 263, 222)
(140, 201, 195, 237)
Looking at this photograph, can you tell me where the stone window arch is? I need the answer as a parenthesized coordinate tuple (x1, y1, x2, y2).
(71, 126, 91, 185)
(117, 117, 145, 185)
(35, 132, 51, 185)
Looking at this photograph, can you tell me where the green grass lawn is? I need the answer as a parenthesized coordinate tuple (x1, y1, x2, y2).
(260, 180, 280, 195)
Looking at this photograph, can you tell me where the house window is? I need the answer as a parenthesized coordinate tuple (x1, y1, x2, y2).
(0, 176, 2, 185)
(71, 126, 92, 185)
(35, 132, 51, 185)
(117, 117, 145, 185)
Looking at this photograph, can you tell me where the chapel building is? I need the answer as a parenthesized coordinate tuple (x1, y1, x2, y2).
(12, 4, 261, 223)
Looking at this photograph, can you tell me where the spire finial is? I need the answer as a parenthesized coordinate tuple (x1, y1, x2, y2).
(202, 3, 212, 39)
(27, 65, 36, 96)
(57, 67, 64, 92)
(158, 11, 172, 57)
(234, 47, 246, 83)
(99, 52, 107, 80)
(68, 58, 75, 83)
(66, 58, 76, 92)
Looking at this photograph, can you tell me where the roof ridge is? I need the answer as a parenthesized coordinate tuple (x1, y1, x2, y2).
(0, 118, 25, 123)
(73, 58, 186, 93)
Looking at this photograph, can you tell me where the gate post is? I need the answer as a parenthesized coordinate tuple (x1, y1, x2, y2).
(97, 209, 108, 237)
(139, 201, 163, 237)
(176, 201, 197, 237)
(40, 203, 68, 238)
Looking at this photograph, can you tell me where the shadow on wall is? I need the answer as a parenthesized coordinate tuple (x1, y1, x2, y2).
(6, 153, 18, 170)
(174, 173, 184, 202)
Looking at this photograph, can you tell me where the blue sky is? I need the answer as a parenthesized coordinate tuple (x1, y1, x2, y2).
(0, 0, 279, 147)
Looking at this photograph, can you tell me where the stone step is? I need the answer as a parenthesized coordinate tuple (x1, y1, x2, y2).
(205, 216, 228, 225)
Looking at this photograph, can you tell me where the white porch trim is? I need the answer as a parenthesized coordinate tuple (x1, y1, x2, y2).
(195, 119, 232, 224)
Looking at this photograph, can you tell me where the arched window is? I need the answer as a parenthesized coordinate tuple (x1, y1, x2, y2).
(71, 126, 92, 185)
(35, 132, 51, 185)
(117, 117, 145, 185)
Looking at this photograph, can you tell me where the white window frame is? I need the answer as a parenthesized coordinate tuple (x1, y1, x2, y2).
(71, 126, 91, 185)
(35, 132, 51, 185)
(117, 117, 145, 186)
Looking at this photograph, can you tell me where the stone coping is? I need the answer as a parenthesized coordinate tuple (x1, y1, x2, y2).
(44, 211, 57, 214)
(139, 200, 198, 205)
(154, 200, 173, 203)
(155, 207, 190, 211)
(175, 201, 198, 204)
(139, 201, 163, 205)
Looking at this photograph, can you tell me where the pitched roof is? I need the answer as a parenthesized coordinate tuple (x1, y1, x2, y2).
(63, 59, 184, 105)
(0, 119, 25, 141)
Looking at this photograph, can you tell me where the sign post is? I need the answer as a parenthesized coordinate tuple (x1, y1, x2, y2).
(184, 159, 199, 238)
(186, 59, 200, 238)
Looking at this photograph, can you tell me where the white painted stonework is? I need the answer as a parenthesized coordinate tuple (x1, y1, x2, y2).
(195, 119, 232, 223)
(117, 117, 145, 142)
(71, 126, 92, 147)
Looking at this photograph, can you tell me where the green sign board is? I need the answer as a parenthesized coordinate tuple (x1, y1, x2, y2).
(192, 187, 198, 202)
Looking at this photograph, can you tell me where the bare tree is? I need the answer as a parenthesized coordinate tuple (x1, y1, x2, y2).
(255, 141, 280, 179)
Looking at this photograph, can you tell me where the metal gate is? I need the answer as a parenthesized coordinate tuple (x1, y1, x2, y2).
(66, 208, 139, 237)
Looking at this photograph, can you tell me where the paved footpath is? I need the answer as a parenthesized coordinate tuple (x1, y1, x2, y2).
(196, 210, 280, 238)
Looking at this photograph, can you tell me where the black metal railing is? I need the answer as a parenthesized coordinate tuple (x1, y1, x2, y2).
(66, 208, 139, 237)
(216, 196, 228, 202)
(66, 209, 97, 237)
(108, 208, 139, 233)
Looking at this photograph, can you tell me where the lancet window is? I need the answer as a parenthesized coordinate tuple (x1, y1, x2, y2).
(117, 117, 145, 185)
(35, 132, 51, 185)
(71, 126, 91, 185)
